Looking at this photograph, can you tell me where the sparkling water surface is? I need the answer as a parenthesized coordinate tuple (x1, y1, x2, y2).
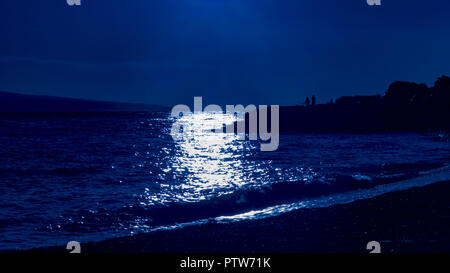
(0, 112, 449, 250)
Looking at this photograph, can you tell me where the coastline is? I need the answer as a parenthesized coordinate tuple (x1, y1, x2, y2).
(26, 180, 450, 253)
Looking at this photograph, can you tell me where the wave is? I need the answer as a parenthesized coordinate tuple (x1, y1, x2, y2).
(149, 164, 450, 231)
(8, 164, 449, 251)
(48, 163, 447, 234)
(51, 170, 412, 232)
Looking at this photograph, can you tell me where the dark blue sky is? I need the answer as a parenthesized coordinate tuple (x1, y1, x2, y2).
(1, 0, 450, 106)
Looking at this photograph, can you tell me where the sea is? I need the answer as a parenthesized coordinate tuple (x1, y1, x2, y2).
(0, 112, 449, 251)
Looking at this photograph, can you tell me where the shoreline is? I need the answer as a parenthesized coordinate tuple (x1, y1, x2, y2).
(24, 180, 450, 253)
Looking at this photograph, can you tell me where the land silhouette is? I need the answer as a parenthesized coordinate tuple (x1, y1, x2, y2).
(1, 75, 449, 133)
(0, 91, 168, 112)
(249, 75, 450, 133)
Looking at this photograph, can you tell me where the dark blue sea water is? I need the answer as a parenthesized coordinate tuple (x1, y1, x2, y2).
(0, 112, 449, 251)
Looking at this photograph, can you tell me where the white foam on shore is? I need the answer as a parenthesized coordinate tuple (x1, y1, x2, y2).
(215, 165, 450, 222)
(151, 165, 450, 231)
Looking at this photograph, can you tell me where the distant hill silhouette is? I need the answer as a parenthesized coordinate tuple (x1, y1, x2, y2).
(240, 75, 450, 133)
(0, 91, 169, 112)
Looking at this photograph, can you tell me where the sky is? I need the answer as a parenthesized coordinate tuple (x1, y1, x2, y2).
(1, 0, 450, 106)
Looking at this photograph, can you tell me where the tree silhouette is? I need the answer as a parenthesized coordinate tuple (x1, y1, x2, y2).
(384, 81, 428, 105)
(432, 76, 450, 100)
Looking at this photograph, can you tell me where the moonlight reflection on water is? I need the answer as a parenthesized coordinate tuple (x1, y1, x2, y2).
(166, 112, 251, 201)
